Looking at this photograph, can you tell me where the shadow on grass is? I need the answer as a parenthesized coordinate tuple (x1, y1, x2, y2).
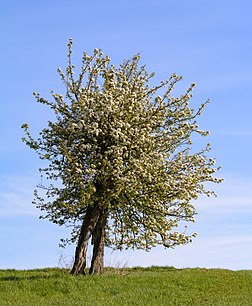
(130, 265, 179, 272)
(0, 266, 183, 282)
(0, 268, 69, 282)
(0, 274, 60, 282)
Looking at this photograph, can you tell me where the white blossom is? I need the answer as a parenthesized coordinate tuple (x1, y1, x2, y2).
(22, 40, 222, 252)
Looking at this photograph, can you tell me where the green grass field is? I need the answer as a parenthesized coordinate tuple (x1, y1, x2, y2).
(0, 266, 251, 305)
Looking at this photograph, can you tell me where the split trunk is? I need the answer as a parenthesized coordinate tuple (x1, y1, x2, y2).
(71, 204, 108, 275)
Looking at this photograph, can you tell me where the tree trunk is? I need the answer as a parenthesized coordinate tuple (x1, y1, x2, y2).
(71, 205, 101, 275)
(89, 209, 108, 275)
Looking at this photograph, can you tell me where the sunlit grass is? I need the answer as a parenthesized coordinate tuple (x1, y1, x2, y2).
(0, 267, 251, 305)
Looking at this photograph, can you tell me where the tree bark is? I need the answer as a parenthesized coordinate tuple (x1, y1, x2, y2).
(89, 209, 108, 275)
(71, 204, 101, 275)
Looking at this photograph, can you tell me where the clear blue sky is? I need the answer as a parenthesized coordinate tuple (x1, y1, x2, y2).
(1, 0, 252, 270)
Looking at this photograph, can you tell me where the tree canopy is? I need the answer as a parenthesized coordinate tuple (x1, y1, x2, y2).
(22, 39, 222, 274)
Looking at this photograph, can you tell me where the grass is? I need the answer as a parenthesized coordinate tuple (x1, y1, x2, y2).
(0, 266, 251, 305)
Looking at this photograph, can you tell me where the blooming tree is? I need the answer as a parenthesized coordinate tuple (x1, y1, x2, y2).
(22, 39, 222, 275)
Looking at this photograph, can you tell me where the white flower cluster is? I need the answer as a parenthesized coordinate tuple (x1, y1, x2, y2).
(22, 42, 222, 250)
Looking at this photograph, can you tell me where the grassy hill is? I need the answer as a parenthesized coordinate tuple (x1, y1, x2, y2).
(0, 266, 251, 305)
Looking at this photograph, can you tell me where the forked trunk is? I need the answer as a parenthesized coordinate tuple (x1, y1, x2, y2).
(89, 209, 108, 275)
(71, 205, 101, 275)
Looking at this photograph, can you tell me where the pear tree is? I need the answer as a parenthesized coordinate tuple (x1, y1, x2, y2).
(22, 39, 222, 275)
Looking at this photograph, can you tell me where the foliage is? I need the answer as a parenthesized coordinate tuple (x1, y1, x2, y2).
(0, 268, 252, 305)
(22, 39, 222, 253)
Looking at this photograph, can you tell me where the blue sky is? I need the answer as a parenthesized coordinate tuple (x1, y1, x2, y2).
(1, 0, 252, 270)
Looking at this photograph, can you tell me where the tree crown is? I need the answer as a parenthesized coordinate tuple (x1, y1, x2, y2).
(22, 39, 222, 251)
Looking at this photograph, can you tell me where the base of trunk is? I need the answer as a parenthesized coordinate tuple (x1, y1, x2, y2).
(70, 205, 101, 275)
(89, 209, 107, 275)
(70, 240, 88, 275)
